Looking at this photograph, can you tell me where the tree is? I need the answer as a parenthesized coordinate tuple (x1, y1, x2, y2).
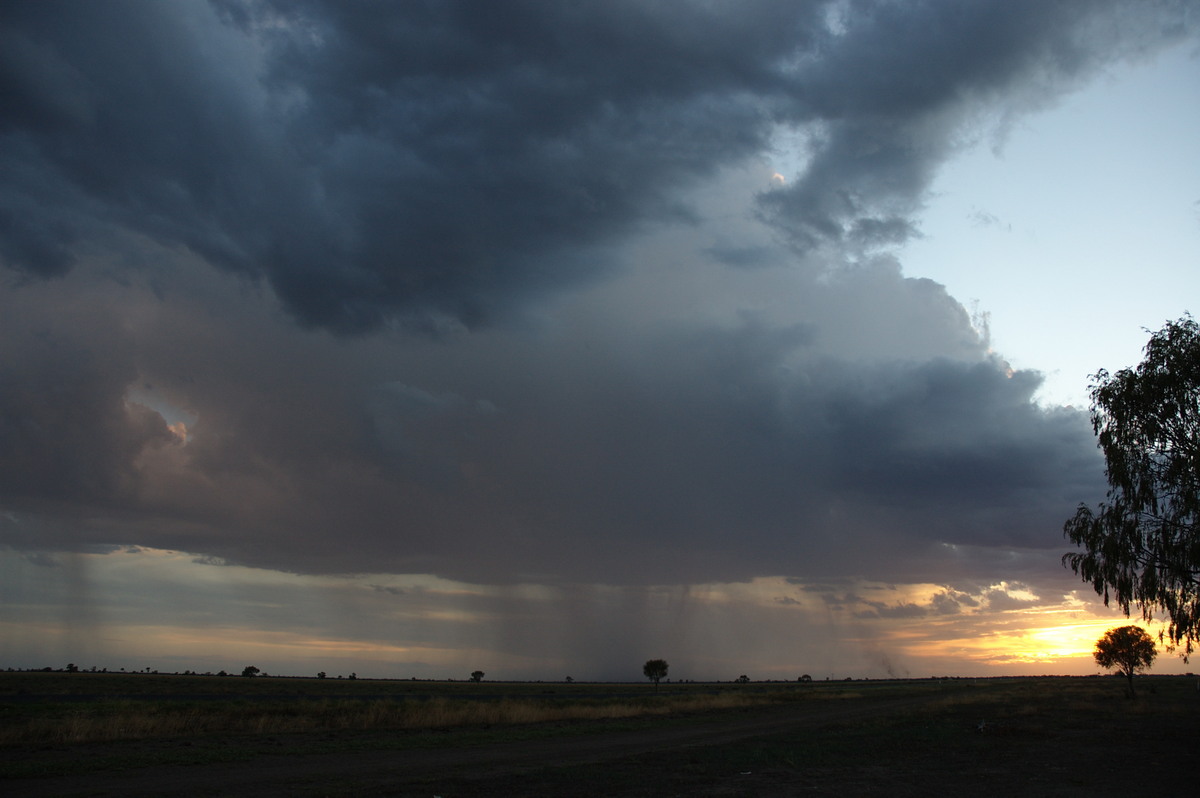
(241, 665, 260, 678)
(1063, 315, 1200, 659)
(470, 670, 485, 682)
(1093, 625, 1157, 696)
(643, 658, 668, 689)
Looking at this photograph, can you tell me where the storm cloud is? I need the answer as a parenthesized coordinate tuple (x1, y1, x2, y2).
(0, 224, 1101, 587)
(1, 1, 1194, 597)
(5, 1, 1190, 330)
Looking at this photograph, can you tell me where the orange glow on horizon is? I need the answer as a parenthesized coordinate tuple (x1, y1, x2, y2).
(898, 616, 1173, 671)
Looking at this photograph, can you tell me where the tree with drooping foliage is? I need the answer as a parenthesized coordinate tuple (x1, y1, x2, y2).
(1093, 625, 1157, 696)
(1064, 315, 1200, 659)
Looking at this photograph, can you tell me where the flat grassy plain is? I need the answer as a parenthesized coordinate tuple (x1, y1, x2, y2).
(2, 672, 1198, 796)
(0, 671, 783, 746)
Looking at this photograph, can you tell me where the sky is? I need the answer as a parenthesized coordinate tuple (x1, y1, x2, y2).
(2, 0, 1199, 682)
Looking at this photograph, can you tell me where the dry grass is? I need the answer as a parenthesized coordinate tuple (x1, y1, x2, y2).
(2, 690, 774, 746)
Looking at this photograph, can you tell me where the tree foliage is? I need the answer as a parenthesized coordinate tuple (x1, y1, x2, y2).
(642, 658, 668, 688)
(1064, 315, 1200, 658)
(1093, 625, 1157, 696)
(470, 670, 485, 682)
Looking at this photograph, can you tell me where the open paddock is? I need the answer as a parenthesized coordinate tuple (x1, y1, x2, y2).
(2, 673, 1197, 796)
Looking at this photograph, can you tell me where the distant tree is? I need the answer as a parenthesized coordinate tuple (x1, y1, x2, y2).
(1064, 316, 1200, 659)
(65, 663, 78, 673)
(565, 675, 574, 683)
(736, 674, 750, 683)
(348, 672, 357, 680)
(217, 670, 228, 677)
(470, 670, 485, 682)
(317, 671, 326, 679)
(1094, 625, 1157, 697)
(643, 659, 669, 690)
(799, 674, 812, 683)
(241, 665, 260, 678)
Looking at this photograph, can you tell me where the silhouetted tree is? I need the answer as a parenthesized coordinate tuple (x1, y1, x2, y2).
(241, 665, 260, 677)
(799, 674, 812, 682)
(65, 663, 78, 673)
(736, 674, 749, 683)
(565, 675, 574, 683)
(317, 671, 326, 679)
(1064, 316, 1200, 659)
(470, 670, 485, 682)
(1094, 625, 1157, 697)
(643, 659, 668, 690)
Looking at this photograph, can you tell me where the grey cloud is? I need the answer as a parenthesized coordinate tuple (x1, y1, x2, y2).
(856, 601, 928, 620)
(0, 246, 1104, 586)
(0, 299, 175, 506)
(931, 590, 976, 614)
(759, 0, 1193, 252)
(1, 0, 1188, 595)
(982, 584, 1040, 612)
(3, 1, 1192, 331)
(704, 243, 783, 271)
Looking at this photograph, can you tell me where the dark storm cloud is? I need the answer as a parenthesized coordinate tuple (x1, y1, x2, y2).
(3, 1, 1192, 331)
(0, 244, 1104, 586)
(0, 0, 1193, 589)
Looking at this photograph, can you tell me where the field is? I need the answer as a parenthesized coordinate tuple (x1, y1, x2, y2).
(2, 671, 1198, 796)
